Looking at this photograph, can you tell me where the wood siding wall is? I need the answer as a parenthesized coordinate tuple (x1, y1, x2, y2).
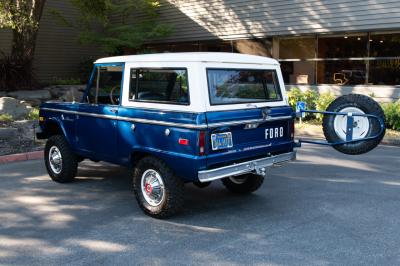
(0, 0, 103, 83)
(155, 0, 400, 42)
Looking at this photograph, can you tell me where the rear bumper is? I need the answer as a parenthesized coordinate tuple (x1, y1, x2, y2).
(197, 151, 296, 182)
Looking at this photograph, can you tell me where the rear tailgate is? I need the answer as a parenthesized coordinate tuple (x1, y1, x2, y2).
(205, 106, 294, 168)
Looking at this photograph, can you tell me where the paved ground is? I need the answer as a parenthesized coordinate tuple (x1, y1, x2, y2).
(0, 145, 399, 266)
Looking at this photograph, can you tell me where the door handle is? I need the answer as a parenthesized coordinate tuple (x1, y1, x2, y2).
(109, 108, 118, 114)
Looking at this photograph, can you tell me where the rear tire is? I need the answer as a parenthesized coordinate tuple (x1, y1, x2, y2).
(322, 94, 385, 155)
(44, 135, 78, 183)
(222, 174, 264, 194)
(133, 156, 184, 218)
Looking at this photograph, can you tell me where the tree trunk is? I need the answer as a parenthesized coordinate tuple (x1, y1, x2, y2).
(11, 0, 46, 61)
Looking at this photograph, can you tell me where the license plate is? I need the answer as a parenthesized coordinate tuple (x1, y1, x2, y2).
(211, 132, 233, 150)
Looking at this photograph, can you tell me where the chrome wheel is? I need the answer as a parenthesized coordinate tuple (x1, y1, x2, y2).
(141, 169, 165, 207)
(49, 146, 62, 174)
(229, 175, 248, 185)
(333, 107, 370, 141)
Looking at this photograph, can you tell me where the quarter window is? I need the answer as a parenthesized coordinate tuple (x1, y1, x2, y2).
(130, 68, 189, 105)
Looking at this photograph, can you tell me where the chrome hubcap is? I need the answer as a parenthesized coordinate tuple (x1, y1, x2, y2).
(333, 107, 370, 141)
(229, 176, 248, 184)
(141, 169, 165, 207)
(49, 146, 62, 174)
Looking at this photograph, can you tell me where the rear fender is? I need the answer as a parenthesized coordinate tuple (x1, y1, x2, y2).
(130, 146, 203, 182)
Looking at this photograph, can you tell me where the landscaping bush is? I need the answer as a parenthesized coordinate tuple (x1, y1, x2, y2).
(315, 92, 336, 121)
(78, 58, 96, 84)
(287, 87, 318, 119)
(0, 52, 37, 91)
(382, 100, 400, 131)
(0, 113, 13, 122)
(51, 77, 82, 85)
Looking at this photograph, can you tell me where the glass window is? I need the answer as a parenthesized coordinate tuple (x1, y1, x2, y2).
(318, 35, 367, 58)
(369, 59, 400, 85)
(87, 65, 123, 105)
(281, 61, 316, 84)
(369, 33, 400, 57)
(317, 60, 366, 85)
(279, 38, 316, 85)
(130, 68, 189, 105)
(279, 38, 315, 59)
(207, 69, 282, 105)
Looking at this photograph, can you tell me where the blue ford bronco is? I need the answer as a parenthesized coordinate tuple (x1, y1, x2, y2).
(37, 53, 385, 218)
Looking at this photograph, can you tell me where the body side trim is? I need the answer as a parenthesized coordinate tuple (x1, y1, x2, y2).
(41, 108, 293, 129)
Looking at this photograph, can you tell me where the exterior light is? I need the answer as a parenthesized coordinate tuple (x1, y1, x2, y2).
(380, 40, 384, 43)
(369, 39, 373, 42)
(357, 37, 361, 41)
(344, 36, 348, 39)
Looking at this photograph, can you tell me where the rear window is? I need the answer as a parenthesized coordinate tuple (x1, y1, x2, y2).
(207, 68, 282, 105)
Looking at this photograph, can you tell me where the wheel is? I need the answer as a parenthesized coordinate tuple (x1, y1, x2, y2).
(44, 135, 78, 183)
(193, 181, 212, 188)
(221, 173, 264, 194)
(133, 156, 184, 218)
(322, 94, 385, 155)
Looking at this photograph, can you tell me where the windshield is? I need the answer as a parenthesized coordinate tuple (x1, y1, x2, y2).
(207, 68, 282, 105)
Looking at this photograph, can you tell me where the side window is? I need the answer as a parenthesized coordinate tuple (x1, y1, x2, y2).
(129, 68, 189, 105)
(86, 65, 123, 105)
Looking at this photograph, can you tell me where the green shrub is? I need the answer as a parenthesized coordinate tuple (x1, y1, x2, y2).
(51, 77, 81, 85)
(26, 108, 39, 120)
(0, 113, 13, 122)
(287, 87, 318, 119)
(0, 52, 38, 91)
(78, 58, 95, 84)
(382, 100, 400, 131)
(315, 92, 336, 121)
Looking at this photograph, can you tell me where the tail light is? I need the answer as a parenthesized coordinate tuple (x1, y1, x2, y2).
(199, 131, 206, 156)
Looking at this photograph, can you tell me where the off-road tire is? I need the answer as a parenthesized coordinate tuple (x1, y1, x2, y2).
(44, 135, 78, 183)
(133, 156, 184, 218)
(322, 94, 385, 155)
(222, 174, 264, 194)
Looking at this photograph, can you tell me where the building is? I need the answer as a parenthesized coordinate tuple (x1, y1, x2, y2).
(1, 0, 399, 101)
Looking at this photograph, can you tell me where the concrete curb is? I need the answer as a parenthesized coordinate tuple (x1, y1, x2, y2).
(0, 150, 43, 164)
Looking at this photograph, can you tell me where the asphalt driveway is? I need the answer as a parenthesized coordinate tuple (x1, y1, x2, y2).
(0, 144, 399, 265)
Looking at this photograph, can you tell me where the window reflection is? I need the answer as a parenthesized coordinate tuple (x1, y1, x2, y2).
(317, 61, 366, 85)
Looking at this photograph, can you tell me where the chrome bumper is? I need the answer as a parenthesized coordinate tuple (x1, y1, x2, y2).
(197, 151, 296, 183)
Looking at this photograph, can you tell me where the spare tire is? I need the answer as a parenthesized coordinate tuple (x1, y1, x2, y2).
(322, 94, 385, 155)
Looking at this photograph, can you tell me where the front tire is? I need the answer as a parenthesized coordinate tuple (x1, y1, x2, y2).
(222, 174, 264, 194)
(133, 156, 184, 218)
(44, 135, 78, 183)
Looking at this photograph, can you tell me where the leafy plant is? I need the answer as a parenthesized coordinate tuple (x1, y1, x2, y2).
(78, 58, 95, 83)
(0, 113, 13, 122)
(26, 107, 39, 120)
(51, 77, 82, 85)
(0, 0, 46, 90)
(382, 100, 400, 130)
(315, 92, 336, 121)
(0, 52, 37, 91)
(51, 0, 172, 54)
(287, 87, 318, 119)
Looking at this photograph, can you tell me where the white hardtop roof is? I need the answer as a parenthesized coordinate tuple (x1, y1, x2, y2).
(95, 52, 279, 65)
